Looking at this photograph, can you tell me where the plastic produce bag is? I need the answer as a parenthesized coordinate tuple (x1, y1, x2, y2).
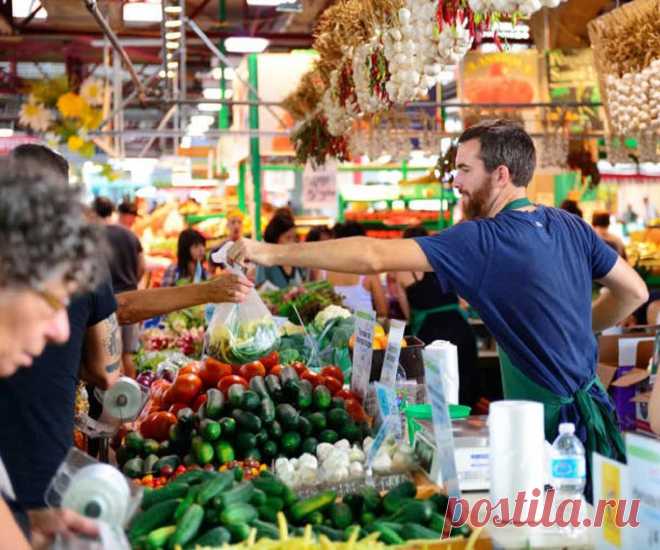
(206, 287, 280, 365)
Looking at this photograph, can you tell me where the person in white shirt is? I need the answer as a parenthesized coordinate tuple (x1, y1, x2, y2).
(643, 196, 658, 226)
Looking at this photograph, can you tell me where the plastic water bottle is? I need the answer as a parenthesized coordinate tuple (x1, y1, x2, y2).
(550, 423, 587, 536)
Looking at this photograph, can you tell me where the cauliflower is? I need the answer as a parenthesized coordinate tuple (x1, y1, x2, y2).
(313, 305, 352, 331)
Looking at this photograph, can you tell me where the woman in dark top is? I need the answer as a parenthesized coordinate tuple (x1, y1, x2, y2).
(256, 209, 306, 289)
(162, 229, 209, 287)
(396, 225, 480, 407)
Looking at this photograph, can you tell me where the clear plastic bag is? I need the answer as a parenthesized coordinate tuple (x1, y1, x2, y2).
(205, 287, 280, 365)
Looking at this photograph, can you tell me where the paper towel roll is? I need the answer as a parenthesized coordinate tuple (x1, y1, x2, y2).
(424, 340, 459, 404)
(488, 400, 545, 522)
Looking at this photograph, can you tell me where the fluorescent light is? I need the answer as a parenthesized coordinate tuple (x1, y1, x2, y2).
(167, 70, 176, 78)
(164, 5, 182, 14)
(211, 67, 235, 80)
(123, 2, 162, 23)
(199, 103, 223, 112)
(167, 61, 178, 69)
(159, 70, 166, 78)
(224, 37, 269, 53)
(190, 115, 215, 127)
(164, 19, 182, 28)
(166, 41, 179, 49)
(181, 136, 192, 148)
(165, 31, 181, 40)
(246, 0, 283, 5)
(12, 0, 47, 19)
(0, 128, 14, 137)
(203, 88, 233, 100)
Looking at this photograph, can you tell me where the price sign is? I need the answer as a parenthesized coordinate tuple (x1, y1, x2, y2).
(302, 161, 337, 210)
(380, 319, 406, 387)
(350, 310, 376, 401)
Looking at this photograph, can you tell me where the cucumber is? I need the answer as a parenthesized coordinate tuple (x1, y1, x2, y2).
(250, 488, 267, 507)
(175, 487, 199, 523)
(276, 403, 299, 431)
(255, 429, 269, 447)
(145, 524, 176, 550)
(215, 440, 235, 465)
(265, 374, 283, 402)
(259, 398, 276, 424)
(123, 457, 144, 478)
(174, 470, 207, 485)
(267, 420, 283, 439)
(257, 505, 279, 523)
(200, 419, 221, 442)
(125, 431, 145, 454)
(340, 422, 362, 444)
(329, 502, 353, 529)
(327, 408, 350, 430)
(301, 437, 318, 455)
(281, 484, 298, 507)
(142, 454, 160, 476)
(279, 365, 299, 385)
(185, 526, 231, 549)
(312, 525, 345, 541)
(298, 380, 313, 410)
(360, 486, 381, 512)
(382, 480, 417, 514)
(330, 397, 345, 410)
(235, 431, 257, 453)
(196, 472, 234, 506)
(228, 384, 246, 408)
(343, 494, 364, 516)
(205, 389, 225, 420)
(242, 390, 261, 411)
(344, 525, 367, 541)
(253, 519, 280, 540)
(220, 502, 257, 527)
(153, 455, 181, 474)
(389, 499, 434, 524)
(249, 376, 270, 400)
(282, 432, 302, 456)
(429, 512, 445, 534)
(371, 521, 405, 544)
(312, 385, 332, 411)
(308, 412, 328, 433)
(220, 482, 255, 508)
(430, 493, 449, 515)
(128, 499, 180, 540)
(233, 409, 262, 433)
(402, 522, 442, 541)
(297, 416, 313, 438)
(227, 522, 251, 543)
(289, 490, 336, 523)
(171, 503, 204, 548)
(204, 507, 221, 527)
(219, 417, 237, 438)
(261, 440, 278, 460)
(319, 429, 339, 444)
(252, 476, 286, 497)
(194, 442, 215, 466)
(306, 510, 324, 526)
(141, 482, 188, 510)
(360, 511, 376, 526)
(283, 379, 300, 405)
(263, 496, 284, 512)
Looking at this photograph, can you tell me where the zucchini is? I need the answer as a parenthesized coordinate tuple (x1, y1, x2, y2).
(312, 385, 332, 410)
(297, 380, 313, 410)
(301, 437, 318, 455)
(265, 374, 283, 402)
(171, 503, 204, 548)
(196, 472, 234, 506)
(263, 496, 284, 512)
(371, 521, 405, 544)
(200, 419, 221, 442)
(319, 429, 339, 444)
(382, 480, 417, 514)
(242, 390, 261, 411)
(125, 431, 145, 454)
(267, 419, 283, 439)
(281, 432, 302, 457)
(249, 376, 270, 400)
(307, 412, 327, 433)
(261, 440, 278, 460)
(312, 525, 345, 541)
(340, 422, 362, 443)
(259, 398, 276, 424)
(281, 484, 298, 507)
(228, 384, 246, 408)
(327, 408, 350, 430)
(330, 397, 345, 410)
(220, 482, 255, 508)
(251, 476, 286, 497)
(297, 416, 313, 438)
(141, 482, 188, 510)
(145, 524, 176, 550)
(276, 403, 299, 431)
(235, 432, 257, 453)
(253, 519, 280, 540)
(205, 389, 225, 420)
(233, 409, 262, 433)
(227, 523, 251, 543)
(289, 490, 336, 523)
(220, 502, 257, 527)
(250, 488, 267, 507)
(218, 417, 236, 438)
(389, 499, 434, 525)
(173, 470, 207, 485)
(185, 526, 231, 549)
(123, 457, 144, 479)
(401, 522, 442, 541)
(255, 429, 269, 447)
(283, 379, 301, 405)
(128, 499, 180, 541)
(175, 486, 200, 522)
(257, 505, 279, 523)
(279, 365, 299, 385)
(329, 502, 353, 529)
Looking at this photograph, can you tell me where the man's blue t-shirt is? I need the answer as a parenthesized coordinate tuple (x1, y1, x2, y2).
(416, 205, 618, 397)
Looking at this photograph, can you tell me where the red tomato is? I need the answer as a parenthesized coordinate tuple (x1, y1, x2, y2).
(140, 411, 177, 441)
(150, 379, 172, 403)
(165, 373, 203, 406)
(179, 362, 202, 376)
(168, 403, 189, 416)
(200, 358, 232, 388)
(231, 364, 243, 375)
(345, 398, 369, 423)
(192, 394, 208, 412)
(290, 361, 308, 376)
(218, 375, 249, 394)
(301, 370, 323, 387)
(269, 364, 283, 377)
(238, 361, 266, 380)
(335, 389, 360, 403)
(321, 365, 344, 385)
(260, 351, 279, 370)
(323, 376, 342, 395)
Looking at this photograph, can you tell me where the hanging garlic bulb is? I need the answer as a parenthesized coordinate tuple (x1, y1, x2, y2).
(321, 70, 353, 137)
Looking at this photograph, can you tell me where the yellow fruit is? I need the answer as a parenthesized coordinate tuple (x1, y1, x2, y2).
(373, 324, 385, 338)
(348, 334, 356, 349)
(401, 338, 407, 348)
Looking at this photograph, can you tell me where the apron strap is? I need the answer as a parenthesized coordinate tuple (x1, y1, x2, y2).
(409, 303, 467, 336)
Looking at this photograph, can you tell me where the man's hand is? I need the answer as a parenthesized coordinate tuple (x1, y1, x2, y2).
(227, 239, 268, 268)
(204, 272, 253, 303)
(28, 508, 99, 549)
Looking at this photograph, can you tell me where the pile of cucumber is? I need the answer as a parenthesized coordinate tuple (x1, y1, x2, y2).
(121, 365, 372, 478)
(128, 470, 469, 550)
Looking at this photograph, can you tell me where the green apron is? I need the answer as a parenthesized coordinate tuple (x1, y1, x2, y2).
(495, 198, 625, 467)
(409, 303, 468, 337)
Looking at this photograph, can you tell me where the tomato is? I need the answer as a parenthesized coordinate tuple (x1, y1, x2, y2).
(321, 365, 344, 385)
(165, 373, 202, 406)
(150, 379, 172, 403)
(301, 370, 323, 387)
(179, 362, 202, 376)
(238, 361, 266, 380)
(260, 351, 279, 370)
(323, 376, 342, 395)
(192, 394, 207, 412)
(218, 375, 249, 394)
(269, 364, 283, 377)
(200, 358, 232, 388)
(290, 362, 308, 376)
(231, 364, 243, 375)
(168, 403, 189, 416)
(345, 398, 369, 423)
(140, 411, 177, 441)
(335, 389, 360, 403)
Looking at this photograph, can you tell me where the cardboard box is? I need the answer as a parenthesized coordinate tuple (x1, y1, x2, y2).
(597, 326, 656, 431)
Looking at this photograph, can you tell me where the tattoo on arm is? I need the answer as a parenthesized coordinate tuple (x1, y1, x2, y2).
(102, 313, 121, 358)
(105, 360, 121, 373)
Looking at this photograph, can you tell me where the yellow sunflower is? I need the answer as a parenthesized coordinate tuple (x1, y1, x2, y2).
(80, 78, 105, 106)
(67, 135, 84, 152)
(81, 105, 103, 131)
(57, 92, 86, 119)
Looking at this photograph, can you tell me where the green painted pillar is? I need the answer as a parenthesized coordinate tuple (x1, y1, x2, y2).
(248, 54, 262, 241)
(217, 0, 229, 132)
(238, 160, 247, 214)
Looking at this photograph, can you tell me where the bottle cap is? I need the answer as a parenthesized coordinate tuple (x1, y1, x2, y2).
(558, 422, 575, 435)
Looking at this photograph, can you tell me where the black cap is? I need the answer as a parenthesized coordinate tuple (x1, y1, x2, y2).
(118, 201, 139, 216)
